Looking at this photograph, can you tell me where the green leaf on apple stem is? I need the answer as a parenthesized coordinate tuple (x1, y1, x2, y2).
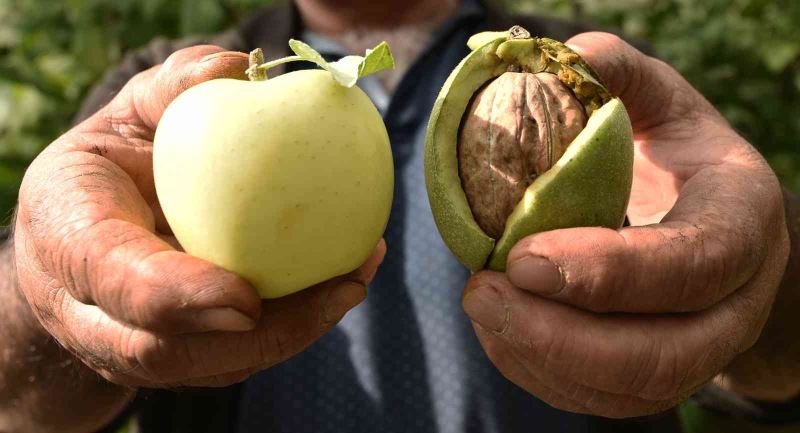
(287, 39, 329, 69)
(288, 39, 395, 88)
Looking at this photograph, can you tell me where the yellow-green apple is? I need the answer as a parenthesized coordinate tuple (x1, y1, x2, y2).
(154, 41, 395, 298)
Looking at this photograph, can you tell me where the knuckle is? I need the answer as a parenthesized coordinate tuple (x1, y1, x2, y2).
(126, 333, 176, 383)
(52, 222, 94, 299)
(574, 259, 626, 312)
(102, 99, 150, 138)
(125, 282, 160, 326)
(103, 243, 172, 327)
(670, 224, 725, 310)
(698, 237, 729, 302)
(123, 263, 175, 328)
(56, 219, 115, 303)
(468, 271, 511, 301)
(116, 328, 147, 372)
(35, 280, 67, 328)
(557, 231, 631, 312)
(161, 338, 219, 385)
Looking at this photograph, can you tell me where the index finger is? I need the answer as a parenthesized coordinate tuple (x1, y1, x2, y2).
(565, 32, 722, 130)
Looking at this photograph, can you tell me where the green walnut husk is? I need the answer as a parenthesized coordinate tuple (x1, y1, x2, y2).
(424, 26, 634, 272)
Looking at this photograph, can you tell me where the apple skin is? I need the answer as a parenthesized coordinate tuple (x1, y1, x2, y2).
(153, 69, 394, 299)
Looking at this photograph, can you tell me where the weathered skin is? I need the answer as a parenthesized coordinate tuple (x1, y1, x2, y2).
(458, 71, 587, 238)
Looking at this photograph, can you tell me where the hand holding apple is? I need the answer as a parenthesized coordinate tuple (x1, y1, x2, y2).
(13, 45, 385, 388)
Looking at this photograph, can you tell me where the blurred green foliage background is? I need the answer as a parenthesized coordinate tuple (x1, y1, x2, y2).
(1, 0, 799, 225)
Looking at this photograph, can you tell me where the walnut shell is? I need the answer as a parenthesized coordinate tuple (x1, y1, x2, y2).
(457, 71, 588, 238)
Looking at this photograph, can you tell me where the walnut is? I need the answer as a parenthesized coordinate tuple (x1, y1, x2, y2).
(457, 71, 588, 238)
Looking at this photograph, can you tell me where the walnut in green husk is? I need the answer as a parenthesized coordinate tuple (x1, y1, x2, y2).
(425, 26, 634, 271)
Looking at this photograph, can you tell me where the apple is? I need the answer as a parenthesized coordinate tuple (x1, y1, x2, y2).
(153, 41, 395, 298)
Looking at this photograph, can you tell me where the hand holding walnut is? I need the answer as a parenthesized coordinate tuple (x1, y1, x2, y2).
(462, 32, 791, 417)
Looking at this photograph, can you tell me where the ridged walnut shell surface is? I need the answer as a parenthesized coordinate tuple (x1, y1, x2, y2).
(458, 71, 587, 239)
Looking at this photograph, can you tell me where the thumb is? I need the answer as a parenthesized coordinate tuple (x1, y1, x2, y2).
(138, 46, 250, 130)
(565, 32, 715, 130)
(92, 45, 250, 135)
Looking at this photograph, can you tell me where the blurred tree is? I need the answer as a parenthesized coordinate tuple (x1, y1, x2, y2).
(1, 0, 799, 225)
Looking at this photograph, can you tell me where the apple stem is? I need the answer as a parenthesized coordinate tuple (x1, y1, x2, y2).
(246, 48, 304, 81)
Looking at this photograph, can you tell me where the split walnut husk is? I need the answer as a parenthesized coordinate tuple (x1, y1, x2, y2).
(424, 25, 633, 271)
(457, 71, 588, 238)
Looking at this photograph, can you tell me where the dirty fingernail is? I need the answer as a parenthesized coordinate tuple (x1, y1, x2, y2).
(197, 307, 257, 332)
(323, 282, 367, 323)
(508, 255, 563, 295)
(462, 286, 509, 334)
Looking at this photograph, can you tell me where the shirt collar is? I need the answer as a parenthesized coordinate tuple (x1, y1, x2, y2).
(298, 0, 487, 113)
(301, 0, 486, 58)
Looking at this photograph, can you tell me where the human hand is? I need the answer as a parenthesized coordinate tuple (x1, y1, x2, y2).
(461, 32, 790, 417)
(13, 45, 385, 388)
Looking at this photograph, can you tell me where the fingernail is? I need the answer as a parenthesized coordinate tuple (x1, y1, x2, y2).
(322, 282, 366, 323)
(199, 52, 225, 63)
(199, 51, 246, 63)
(196, 308, 256, 332)
(462, 286, 509, 334)
(565, 42, 584, 54)
(508, 256, 563, 294)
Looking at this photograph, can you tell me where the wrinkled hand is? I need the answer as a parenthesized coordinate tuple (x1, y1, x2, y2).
(13, 46, 385, 388)
(462, 33, 790, 418)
